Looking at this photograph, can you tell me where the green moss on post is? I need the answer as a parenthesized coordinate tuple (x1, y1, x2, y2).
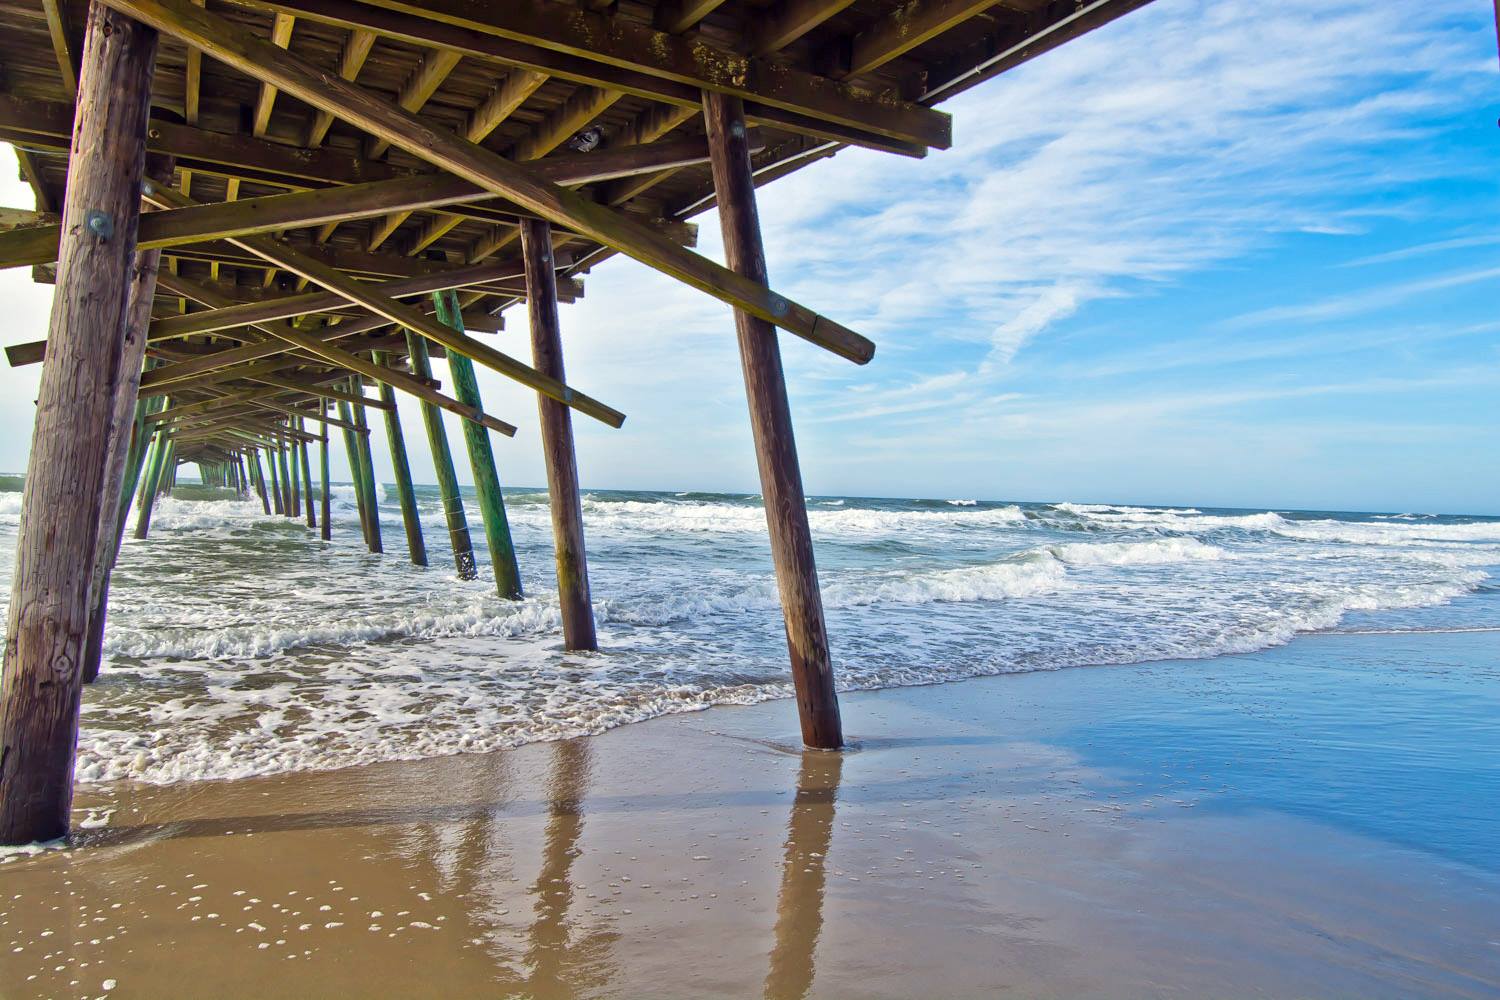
(372, 351, 427, 566)
(432, 291, 522, 599)
(319, 404, 332, 542)
(298, 418, 316, 530)
(134, 430, 171, 539)
(250, 448, 272, 514)
(276, 438, 293, 516)
(350, 377, 385, 554)
(266, 441, 284, 515)
(404, 327, 477, 580)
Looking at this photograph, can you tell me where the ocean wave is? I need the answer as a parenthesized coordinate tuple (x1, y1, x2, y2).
(1047, 538, 1226, 565)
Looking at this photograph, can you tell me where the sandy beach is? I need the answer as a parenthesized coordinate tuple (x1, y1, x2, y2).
(3, 627, 1496, 999)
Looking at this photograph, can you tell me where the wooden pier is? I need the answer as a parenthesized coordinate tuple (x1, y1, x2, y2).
(0, 0, 1152, 844)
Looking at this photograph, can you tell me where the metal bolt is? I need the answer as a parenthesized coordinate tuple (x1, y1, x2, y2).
(769, 294, 789, 318)
(84, 210, 113, 241)
(729, 121, 746, 140)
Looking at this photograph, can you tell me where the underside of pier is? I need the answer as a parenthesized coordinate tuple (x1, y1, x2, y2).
(0, 0, 1153, 844)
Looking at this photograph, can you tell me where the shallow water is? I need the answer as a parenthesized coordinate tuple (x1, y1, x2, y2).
(0, 478, 1496, 786)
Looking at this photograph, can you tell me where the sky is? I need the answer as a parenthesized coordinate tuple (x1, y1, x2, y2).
(0, 0, 1496, 514)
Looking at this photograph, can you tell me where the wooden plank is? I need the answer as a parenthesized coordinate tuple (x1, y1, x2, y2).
(0, 2, 159, 847)
(839, 0, 1001, 79)
(307, 27, 376, 146)
(251, 12, 297, 136)
(229, 0, 946, 154)
(655, 0, 729, 34)
(703, 91, 842, 749)
(366, 47, 463, 160)
(41, 0, 81, 99)
(520, 220, 596, 650)
(750, 0, 858, 55)
(107, 0, 877, 366)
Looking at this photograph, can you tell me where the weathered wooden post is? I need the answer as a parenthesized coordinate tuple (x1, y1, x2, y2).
(266, 439, 284, 515)
(250, 447, 271, 515)
(405, 327, 478, 579)
(0, 2, 160, 844)
(336, 402, 371, 544)
(319, 405, 331, 542)
(82, 246, 165, 685)
(433, 291, 522, 599)
(703, 93, 842, 749)
(276, 436, 293, 516)
(135, 430, 171, 538)
(349, 379, 384, 553)
(287, 430, 302, 519)
(520, 220, 597, 651)
(298, 418, 316, 530)
(372, 350, 427, 566)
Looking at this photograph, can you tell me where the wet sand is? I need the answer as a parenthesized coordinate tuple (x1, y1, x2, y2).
(3, 630, 1498, 999)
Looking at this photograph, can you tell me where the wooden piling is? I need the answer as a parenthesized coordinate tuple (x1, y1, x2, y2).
(336, 400, 371, 546)
(0, 3, 161, 843)
(349, 378, 384, 554)
(266, 439, 284, 515)
(298, 418, 316, 530)
(520, 220, 597, 651)
(319, 406, 331, 542)
(703, 92, 842, 749)
(404, 327, 478, 580)
(250, 447, 271, 515)
(135, 430, 171, 538)
(372, 350, 427, 566)
(83, 246, 165, 685)
(288, 429, 302, 519)
(276, 437, 293, 517)
(433, 291, 522, 599)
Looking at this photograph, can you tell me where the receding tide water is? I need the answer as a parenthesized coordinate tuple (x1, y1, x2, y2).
(0, 474, 1497, 792)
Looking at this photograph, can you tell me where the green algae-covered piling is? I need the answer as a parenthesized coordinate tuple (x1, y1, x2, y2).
(319, 405, 332, 542)
(298, 418, 316, 530)
(250, 447, 272, 515)
(434, 290, 522, 599)
(404, 327, 477, 580)
(350, 378, 384, 554)
(276, 438, 293, 517)
(267, 440, 284, 515)
(372, 350, 426, 566)
(135, 430, 171, 540)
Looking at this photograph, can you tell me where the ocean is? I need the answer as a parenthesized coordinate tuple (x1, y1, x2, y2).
(1, 476, 1497, 788)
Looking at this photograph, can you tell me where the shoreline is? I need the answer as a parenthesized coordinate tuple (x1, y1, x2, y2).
(3, 626, 1496, 998)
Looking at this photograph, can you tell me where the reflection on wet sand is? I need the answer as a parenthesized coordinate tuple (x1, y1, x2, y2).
(765, 750, 843, 1000)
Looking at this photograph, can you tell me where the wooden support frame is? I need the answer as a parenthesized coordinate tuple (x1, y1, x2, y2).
(704, 91, 842, 749)
(0, 3, 159, 846)
(101, 0, 878, 367)
(143, 184, 627, 429)
(232, 0, 950, 153)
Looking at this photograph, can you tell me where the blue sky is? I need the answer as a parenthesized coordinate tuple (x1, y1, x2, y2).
(0, 0, 1496, 513)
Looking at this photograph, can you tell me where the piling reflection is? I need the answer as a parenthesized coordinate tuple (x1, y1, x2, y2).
(765, 749, 844, 1000)
(522, 739, 615, 998)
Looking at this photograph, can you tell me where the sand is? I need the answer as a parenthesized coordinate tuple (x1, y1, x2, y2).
(2, 630, 1497, 999)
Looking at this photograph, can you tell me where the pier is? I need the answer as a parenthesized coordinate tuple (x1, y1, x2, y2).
(0, 0, 1152, 844)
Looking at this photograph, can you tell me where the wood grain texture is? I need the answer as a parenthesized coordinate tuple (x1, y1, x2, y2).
(521, 219, 596, 651)
(0, 3, 159, 845)
(703, 91, 842, 750)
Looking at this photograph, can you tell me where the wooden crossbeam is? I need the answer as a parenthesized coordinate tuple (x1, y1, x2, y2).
(249, 373, 392, 410)
(144, 271, 519, 435)
(0, 135, 719, 273)
(655, 0, 729, 34)
(251, 12, 298, 136)
(145, 185, 627, 428)
(111, 0, 875, 365)
(836, 0, 1002, 79)
(228, 0, 947, 154)
(750, 0, 859, 55)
